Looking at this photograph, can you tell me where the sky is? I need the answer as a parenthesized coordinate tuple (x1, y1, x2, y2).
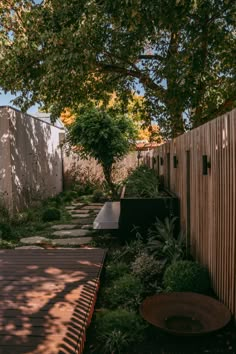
(0, 91, 39, 114)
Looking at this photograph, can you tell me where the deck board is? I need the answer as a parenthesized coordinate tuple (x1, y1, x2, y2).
(0, 249, 106, 354)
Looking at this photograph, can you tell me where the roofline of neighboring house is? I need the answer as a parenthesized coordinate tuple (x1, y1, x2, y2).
(0, 105, 65, 131)
(135, 142, 161, 151)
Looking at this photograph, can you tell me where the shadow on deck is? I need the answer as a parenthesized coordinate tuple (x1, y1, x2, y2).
(0, 249, 106, 354)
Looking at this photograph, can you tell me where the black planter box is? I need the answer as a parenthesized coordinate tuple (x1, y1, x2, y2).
(119, 187, 180, 238)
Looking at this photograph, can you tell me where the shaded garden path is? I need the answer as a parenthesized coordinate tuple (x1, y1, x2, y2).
(16, 202, 103, 249)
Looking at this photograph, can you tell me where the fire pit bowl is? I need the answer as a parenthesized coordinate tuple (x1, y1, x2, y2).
(140, 292, 231, 336)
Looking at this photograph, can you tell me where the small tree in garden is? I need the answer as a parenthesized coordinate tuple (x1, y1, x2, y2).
(67, 106, 137, 197)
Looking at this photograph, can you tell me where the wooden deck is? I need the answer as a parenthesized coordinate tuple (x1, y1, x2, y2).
(0, 249, 106, 354)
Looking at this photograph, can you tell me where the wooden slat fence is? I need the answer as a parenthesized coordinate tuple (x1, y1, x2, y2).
(143, 109, 236, 319)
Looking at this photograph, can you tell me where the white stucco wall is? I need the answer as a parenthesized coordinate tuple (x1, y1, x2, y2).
(0, 108, 13, 211)
(0, 107, 64, 212)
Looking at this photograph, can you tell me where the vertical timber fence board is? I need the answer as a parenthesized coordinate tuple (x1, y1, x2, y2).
(141, 108, 236, 319)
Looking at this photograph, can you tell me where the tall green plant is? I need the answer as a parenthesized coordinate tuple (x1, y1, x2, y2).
(147, 217, 185, 264)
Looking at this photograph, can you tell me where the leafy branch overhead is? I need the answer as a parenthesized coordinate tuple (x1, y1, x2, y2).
(0, 0, 235, 137)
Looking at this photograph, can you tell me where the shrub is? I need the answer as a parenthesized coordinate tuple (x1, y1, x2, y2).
(104, 274, 144, 310)
(163, 260, 211, 294)
(62, 190, 78, 203)
(105, 262, 130, 283)
(78, 194, 93, 204)
(42, 208, 61, 222)
(68, 190, 78, 198)
(131, 252, 164, 294)
(124, 165, 159, 198)
(92, 189, 104, 202)
(94, 309, 147, 353)
(0, 222, 12, 240)
(74, 183, 95, 196)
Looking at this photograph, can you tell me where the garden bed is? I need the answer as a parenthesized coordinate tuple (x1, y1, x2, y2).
(84, 216, 236, 354)
(117, 166, 180, 237)
(84, 238, 236, 354)
(119, 185, 179, 235)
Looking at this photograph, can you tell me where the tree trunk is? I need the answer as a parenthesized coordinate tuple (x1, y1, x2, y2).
(102, 164, 117, 199)
(169, 113, 185, 138)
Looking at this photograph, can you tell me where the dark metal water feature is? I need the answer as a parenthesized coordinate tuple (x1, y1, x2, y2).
(140, 292, 231, 336)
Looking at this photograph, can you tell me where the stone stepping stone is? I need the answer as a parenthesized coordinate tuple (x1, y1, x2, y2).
(65, 206, 75, 210)
(51, 224, 77, 230)
(52, 229, 91, 237)
(81, 224, 93, 230)
(87, 208, 101, 212)
(15, 245, 44, 249)
(57, 247, 95, 249)
(71, 218, 94, 225)
(70, 209, 91, 214)
(52, 237, 92, 246)
(71, 214, 90, 218)
(72, 202, 85, 207)
(82, 205, 103, 210)
(20, 236, 49, 245)
(90, 203, 104, 206)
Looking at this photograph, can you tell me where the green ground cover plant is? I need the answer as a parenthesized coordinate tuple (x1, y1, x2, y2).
(105, 261, 130, 283)
(131, 252, 164, 295)
(111, 236, 144, 264)
(85, 231, 164, 353)
(102, 273, 144, 310)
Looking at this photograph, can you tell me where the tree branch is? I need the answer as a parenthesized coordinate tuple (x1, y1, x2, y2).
(97, 62, 166, 95)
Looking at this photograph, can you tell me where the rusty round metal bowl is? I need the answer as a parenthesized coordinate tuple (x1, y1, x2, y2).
(140, 292, 231, 336)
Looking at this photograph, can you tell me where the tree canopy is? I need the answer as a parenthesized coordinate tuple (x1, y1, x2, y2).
(60, 94, 162, 143)
(0, 0, 235, 137)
